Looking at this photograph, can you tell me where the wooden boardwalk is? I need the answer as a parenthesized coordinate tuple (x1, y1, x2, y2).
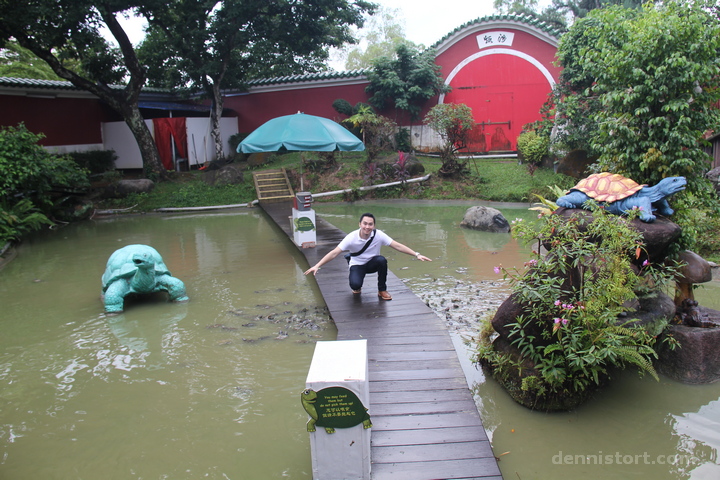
(260, 202, 502, 480)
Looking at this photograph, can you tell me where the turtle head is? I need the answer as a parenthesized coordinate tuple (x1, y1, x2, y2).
(132, 252, 155, 270)
(301, 388, 318, 405)
(657, 176, 686, 196)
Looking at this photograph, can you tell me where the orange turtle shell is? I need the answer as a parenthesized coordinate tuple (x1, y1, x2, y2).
(571, 172, 645, 203)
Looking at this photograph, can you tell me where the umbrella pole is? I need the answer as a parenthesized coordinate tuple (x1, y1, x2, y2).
(300, 152, 305, 191)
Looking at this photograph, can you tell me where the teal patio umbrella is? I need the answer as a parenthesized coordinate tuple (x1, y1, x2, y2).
(238, 112, 364, 153)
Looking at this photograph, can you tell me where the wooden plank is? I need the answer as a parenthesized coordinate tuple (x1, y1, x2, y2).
(257, 202, 503, 480)
(371, 459, 502, 480)
(372, 441, 496, 463)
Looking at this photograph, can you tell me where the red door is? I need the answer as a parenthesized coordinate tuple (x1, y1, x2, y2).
(444, 53, 551, 153)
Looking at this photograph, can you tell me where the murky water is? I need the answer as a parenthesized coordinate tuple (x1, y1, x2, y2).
(1, 201, 718, 479)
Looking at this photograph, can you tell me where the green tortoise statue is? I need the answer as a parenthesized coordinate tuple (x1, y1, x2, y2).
(101, 244, 188, 313)
(555, 172, 686, 223)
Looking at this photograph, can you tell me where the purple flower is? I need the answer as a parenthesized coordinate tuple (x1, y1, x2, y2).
(493, 266, 501, 274)
(553, 318, 561, 324)
(554, 300, 561, 306)
(642, 259, 649, 267)
(561, 318, 569, 325)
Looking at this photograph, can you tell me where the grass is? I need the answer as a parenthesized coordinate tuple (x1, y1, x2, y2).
(95, 151, 577, 211)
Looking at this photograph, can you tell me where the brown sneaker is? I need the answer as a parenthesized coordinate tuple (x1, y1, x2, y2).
(378, 291, 392, 301)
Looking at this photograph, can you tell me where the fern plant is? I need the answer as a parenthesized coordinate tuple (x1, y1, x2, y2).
(481, 203, 675, 410)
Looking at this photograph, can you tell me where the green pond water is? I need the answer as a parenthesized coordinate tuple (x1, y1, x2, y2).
(1, 200, 719, 479)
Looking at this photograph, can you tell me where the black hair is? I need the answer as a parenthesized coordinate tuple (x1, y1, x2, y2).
(359, 213, 375, 223)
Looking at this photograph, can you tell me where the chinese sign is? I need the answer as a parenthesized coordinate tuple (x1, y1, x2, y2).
(476, 31, 515, 50)
(301, 387, 372, 434)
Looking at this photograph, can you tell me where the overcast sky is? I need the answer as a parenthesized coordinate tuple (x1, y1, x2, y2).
(115, 0, 501, 48)
(371, 0, 498, 47)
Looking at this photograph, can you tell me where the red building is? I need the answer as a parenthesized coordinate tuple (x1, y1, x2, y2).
(0, 14, 562, 164)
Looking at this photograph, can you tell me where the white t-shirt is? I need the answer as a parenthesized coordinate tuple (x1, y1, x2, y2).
(338, 229, 393, 267)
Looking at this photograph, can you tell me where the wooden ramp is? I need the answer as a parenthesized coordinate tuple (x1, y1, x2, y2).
(260, 201, 502, 480)
(252, 168, 294, 203)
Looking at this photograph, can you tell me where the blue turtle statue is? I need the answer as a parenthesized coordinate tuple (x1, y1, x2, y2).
(555, 173, 686, 223)
(101, 245, 188, 313)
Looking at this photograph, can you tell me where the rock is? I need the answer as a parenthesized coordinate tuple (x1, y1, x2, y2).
(405, 157, 425, 176)
(247, 152, 271, 167)
(460, 206, 510, 233)
(115, 179, 155, 196)
(657, 320, 720, 384)
(706, 166, 720, 196)
(554, 208, 682, 264)
(556, 149, 596, 179)
(201, 164, 244, 186)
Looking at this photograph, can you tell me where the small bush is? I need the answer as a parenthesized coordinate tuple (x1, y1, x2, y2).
(65, 150, 117, 174)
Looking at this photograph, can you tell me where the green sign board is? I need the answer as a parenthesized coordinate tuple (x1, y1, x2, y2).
(301, 387, 372, 434)
(294, 217, 315, 232)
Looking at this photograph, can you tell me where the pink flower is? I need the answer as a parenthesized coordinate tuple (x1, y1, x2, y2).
(493, 266, 501, 274)
(554, 300, 561, 306)
(642, 259, 649, 267)
(561, 318, 569, 325)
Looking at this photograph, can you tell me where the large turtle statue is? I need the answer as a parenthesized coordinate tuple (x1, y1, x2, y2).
(556, 172, 686, 222)
(301, 387, 372, 434)
(101, 244, 188, 313)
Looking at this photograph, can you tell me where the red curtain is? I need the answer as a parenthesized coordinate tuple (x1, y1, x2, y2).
(153, 118, 188, 170)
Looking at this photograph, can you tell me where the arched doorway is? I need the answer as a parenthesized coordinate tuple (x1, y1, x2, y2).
(442, 49, 555, 153)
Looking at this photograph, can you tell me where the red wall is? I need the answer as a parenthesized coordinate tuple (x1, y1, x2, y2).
(1, 95, 109, 146)
(224, 82, 370, 134)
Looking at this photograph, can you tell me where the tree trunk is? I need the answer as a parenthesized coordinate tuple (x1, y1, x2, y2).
(209, 83, 225, 161)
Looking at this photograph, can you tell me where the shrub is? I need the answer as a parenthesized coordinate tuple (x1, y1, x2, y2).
(65, 150, 117, 174)
(479, 203, 676, 410)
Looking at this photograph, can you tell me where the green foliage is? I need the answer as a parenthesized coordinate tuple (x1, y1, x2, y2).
(480, 203, 676, 403)
(424, 103, 475, 177)
(332, 99, 354, 116)
(516, 130, 550, 166)
(346, 105, 396, 162)
(0, 198, 52, 243)
(365, 44, 450, 121)
(554, 1, 720, 195)
(0, 124, 89, 205)
(65, 150, 117, 175)
(394, 127, 411, 152)
(0, 39, 69, 80)
(341, 6, 415, 70)
(0, 124, 88, 241)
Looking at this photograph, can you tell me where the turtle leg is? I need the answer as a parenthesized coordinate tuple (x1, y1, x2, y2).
(635, 199, 656, 222)
(654, 198, 674, 217)
(157, 275, 189, 303)
(104, 280, 129, 313)
(306, 418, 317, 432)
(363, 418, 372, 429)
(324, 427, 335, 434)
(556, 191, 590, 209)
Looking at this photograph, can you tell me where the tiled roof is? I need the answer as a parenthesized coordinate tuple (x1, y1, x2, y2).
(0, 76, 171, 94)
(246, 69, 369, 87)
(431, 13, 563, 48)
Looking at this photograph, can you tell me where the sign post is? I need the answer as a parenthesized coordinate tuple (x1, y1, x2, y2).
(302, 340, 370, 480)
(292, 192, 316, 248)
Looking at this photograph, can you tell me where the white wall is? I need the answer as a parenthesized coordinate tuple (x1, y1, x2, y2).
(102, 117, 239, 170)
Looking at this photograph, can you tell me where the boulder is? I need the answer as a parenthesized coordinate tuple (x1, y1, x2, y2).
(554, 208, 682, 264)
(201, 164, 244, 186)
(657, 321, 720, 384)
(460, 206, 510, 233)
(115, 179, 155, 196)
(556, 149, 596, 179)
(706, 166, 720, 196)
